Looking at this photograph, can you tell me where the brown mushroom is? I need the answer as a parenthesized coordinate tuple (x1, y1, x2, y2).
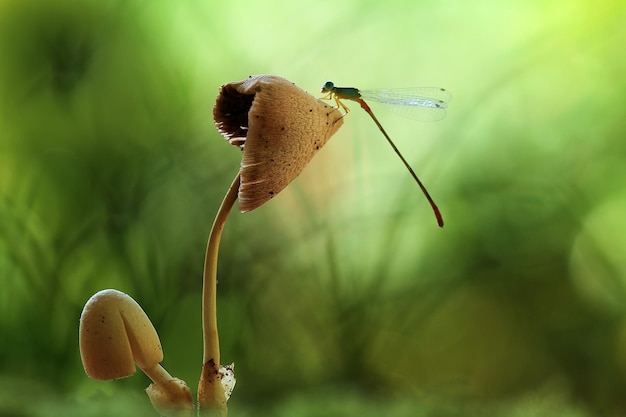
(213, 74, 344, 212)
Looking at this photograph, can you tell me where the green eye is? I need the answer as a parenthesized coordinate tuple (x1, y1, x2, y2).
(323, 81, 335, 91)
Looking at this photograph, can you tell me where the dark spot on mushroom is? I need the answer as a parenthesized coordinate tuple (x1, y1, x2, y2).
(309, 109, 313, 112)
(269, 191, 275, 195)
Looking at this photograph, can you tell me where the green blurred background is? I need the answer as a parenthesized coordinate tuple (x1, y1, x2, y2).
(1, 0, 625, 415)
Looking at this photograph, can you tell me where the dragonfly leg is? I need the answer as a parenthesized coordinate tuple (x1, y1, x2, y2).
(333, 96, 351, 115)
(320, 92, 350, 117)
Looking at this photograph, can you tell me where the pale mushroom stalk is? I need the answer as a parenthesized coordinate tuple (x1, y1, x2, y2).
(197, 173, 240, 415)
(142, 362, 175, 384)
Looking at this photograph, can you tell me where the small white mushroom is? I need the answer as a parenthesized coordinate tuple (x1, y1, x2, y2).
(79, 289, 193, 416)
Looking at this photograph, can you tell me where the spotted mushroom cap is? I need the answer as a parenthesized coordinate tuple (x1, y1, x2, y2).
(213, 74, 344, 212)
(79, 289, 163, 380)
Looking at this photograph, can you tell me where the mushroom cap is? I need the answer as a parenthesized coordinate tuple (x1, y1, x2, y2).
(79, 289, 163, 380)
(213, 74, 344, 212)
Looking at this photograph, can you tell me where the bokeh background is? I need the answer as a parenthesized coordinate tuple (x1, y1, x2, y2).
(1, 0, 625, 415)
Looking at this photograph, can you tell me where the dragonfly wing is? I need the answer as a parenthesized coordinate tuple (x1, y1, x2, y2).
(360, 87, 452, 122)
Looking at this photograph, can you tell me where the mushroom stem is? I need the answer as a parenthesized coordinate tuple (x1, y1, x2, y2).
(198, 172, 241, 414)
(142, 363, 174, 384)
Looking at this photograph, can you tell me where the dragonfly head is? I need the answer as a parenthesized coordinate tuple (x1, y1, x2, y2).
(321, 81, 335, 94)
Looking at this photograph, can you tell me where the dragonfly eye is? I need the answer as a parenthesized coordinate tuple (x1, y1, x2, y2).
(321, 81, 335, 92)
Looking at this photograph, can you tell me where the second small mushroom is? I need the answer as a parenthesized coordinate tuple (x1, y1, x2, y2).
(79, 289, 193, 417)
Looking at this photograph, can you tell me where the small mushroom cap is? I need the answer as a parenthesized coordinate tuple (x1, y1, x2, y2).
(79, 289, 163, 380)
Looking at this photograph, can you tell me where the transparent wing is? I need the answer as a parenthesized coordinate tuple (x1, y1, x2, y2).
(359, 87, 452, 122)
